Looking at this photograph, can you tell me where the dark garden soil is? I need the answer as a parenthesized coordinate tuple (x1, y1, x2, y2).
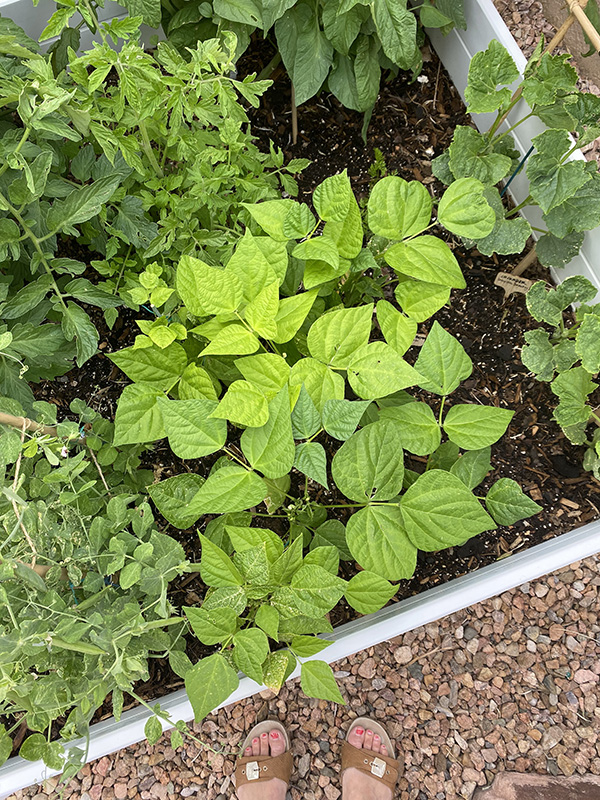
(27, 36, 600, 729)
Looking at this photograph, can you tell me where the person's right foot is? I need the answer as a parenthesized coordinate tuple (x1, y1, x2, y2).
(342, 726, 393, 800)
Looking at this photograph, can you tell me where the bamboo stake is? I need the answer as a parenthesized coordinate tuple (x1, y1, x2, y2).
(0, 411, 57, 438)
(511, 245, 538, 276)
(291, 83, 298, 146)
(493, 0, 590, 135)
(568, 0, 600, 52)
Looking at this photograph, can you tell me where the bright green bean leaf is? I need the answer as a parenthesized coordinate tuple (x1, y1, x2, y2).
(241, 387, 295, 478)
(385, 236, 465, 289)
(158, 397, 227, 458)
(367, 175, 432, 239)
(345, 571, 397, 615)
(332, 419, 404, 502)
(485, 478, 542, 526)
(380, 402, 440, 455)
(346, 504, 417, 580)
(415, 322, 472, 395)
(401, 470, 494, 551)
(443, 404, 513, 450)
(185, 654, 239, 721)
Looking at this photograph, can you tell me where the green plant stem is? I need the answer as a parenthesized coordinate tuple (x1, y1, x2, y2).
(505, 195, 533, 218)
(253, 512, 287, 518)
(487, 92, 524, 141)
(138, 120, 164, 178)
(113, 245, 132, 296)
(404, 222, 437, 242)
(560, 143, 583, 163)
(5, 599, 19, 630)
(325, 503, 366, 509)
(493, 112, 534, 144)
(0, 189, 69, 314)
(257, 52, 282, 82)
(438, 396, 446, 426)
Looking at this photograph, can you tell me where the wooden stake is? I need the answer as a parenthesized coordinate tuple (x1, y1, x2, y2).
(568, 0, 600, 52)
(291, 83, 298, 146)
(511, 245, 538, 276)
(493, 0, 591, 135)
(0, 411, 57, 438)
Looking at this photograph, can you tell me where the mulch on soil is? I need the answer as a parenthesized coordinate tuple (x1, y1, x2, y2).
(25, 38, 600, 713)
(9, 556, 600, 800)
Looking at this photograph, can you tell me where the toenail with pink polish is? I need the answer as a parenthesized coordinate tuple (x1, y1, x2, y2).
(270, 731, 279, 738)
(261, 733, 268, 738)
(355, 728, 363, 734)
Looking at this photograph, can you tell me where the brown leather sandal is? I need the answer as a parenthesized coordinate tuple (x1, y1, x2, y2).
(341, 717, 400, 792)
(235, 721, 293, 790)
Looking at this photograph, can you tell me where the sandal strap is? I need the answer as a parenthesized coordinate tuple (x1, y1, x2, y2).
(235, 750, 293, 787)
(341, 741, 400, 790)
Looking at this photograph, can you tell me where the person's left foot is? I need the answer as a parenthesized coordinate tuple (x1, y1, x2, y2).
(236, 728, 288, 800)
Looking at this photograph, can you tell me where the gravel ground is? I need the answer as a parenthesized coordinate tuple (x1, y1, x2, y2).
(493, 0, 600, 160)
(8, 555, 600, 800)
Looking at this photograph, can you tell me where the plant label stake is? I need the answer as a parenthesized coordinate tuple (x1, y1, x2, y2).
(494, 272, 534, 299)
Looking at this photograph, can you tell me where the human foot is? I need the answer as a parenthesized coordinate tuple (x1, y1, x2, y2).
(236, 722, 291, 800)
(341, 719, 399, 800)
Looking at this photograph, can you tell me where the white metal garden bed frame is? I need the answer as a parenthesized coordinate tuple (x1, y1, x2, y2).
(1, 0, 600, 795)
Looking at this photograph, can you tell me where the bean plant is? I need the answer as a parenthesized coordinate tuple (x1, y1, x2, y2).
(522, 275, 600, 476)
(109, 171, 541, 716)
(433, 39, 600, 266)
(0, 399, 198, 772)
(0, 18, 304, 409)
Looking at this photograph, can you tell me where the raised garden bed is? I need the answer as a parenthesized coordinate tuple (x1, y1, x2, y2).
(1, 0, 600, 795)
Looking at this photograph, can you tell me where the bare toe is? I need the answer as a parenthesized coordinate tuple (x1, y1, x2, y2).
(372, 734, 381, 754)
(269, 729, 285, 757)
(244, 747, 252, 756)
(381, 744, 388, 756)
(251, 737, 260, 756)
(363, 729, 374, 751)
(259, 732, 269, 756)
(347, 725, 365, 749)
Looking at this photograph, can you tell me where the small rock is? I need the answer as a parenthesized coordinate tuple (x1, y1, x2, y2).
(566, 635, 584, 653)
(549, 624, 564, 641)
(541, 727, 564, 751)
(466, 638, 479, 654)
(574, 669, 598, 684)
(393, 646, 412, 665)
(95, 757, 111, 778)
(114, 785, 128, 799)
(358, 658, 376, 679)
(372, 677, 387, 690)
(557, 753, 576, 777)
(324, 784, 341, 800)
(298, 753, 311, 778)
